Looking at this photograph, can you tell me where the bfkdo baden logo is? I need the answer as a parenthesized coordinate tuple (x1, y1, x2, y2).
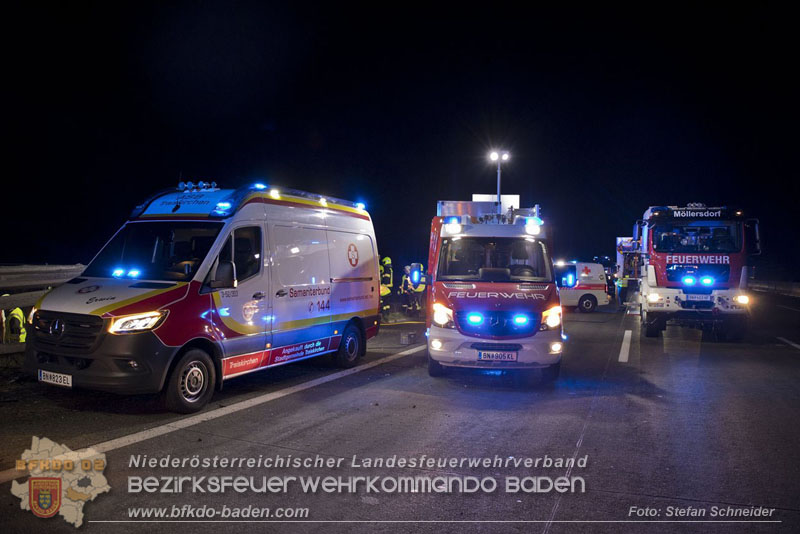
(11, 436, 110, 527)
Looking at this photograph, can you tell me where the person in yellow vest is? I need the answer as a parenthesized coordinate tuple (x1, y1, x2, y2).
(381, 257, 393, 288)
(2, 305, 27, 344)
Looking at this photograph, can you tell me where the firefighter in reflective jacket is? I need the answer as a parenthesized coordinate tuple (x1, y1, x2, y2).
(379, 257, 394, 319)
(400, 265, 426, 316)
(2, 305, 27, 344)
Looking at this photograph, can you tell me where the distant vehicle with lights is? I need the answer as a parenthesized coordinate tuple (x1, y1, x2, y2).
(634, 203, 759, 340)
(425, 195, 564, 381)
(25, 181, 379, 412)
(554, 261, 609, 312)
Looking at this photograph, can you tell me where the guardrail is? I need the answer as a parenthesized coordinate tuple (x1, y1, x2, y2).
(0, 264, 85, 309)
(749, 280, 800, 299)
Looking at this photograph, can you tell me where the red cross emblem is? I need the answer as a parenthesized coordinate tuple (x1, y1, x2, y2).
(347, 244, 359, 267)
(581, 266, 591, 276)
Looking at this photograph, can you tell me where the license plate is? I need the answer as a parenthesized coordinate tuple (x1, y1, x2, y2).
(38, 369, 72, 388)
(687, 294, 711, 301)
(478, 351, 517, 361)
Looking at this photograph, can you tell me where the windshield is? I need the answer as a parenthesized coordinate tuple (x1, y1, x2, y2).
(437, 237, 552, 282)
(652, 221, 741, 253)
(84, 221, 223, 281)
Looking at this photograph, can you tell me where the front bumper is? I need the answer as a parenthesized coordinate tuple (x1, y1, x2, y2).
(427, 325, 562, 369)
(641, 288, 749, 321)
(24, 330, 179, 395)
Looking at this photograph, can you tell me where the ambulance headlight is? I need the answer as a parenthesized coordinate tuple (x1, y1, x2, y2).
(109, 311, 167, 334)
(647, 293, 661, 303)
(541, 305, 562, 329)
(735, 295, 750, 305)
(432, 302, 455, 328)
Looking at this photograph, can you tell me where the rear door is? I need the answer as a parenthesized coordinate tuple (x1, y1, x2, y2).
(269, 224, 333, 364)
(327, 230, 379, 334)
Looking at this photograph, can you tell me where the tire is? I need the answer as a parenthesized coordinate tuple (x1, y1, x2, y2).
(335, 324, 363, 368)
(541, 360, 561, 382)
(427, 352, 446, 377)
(578, 294, 598, 313)
(641, 310, 661, 338)
(163, 349, 216, 413)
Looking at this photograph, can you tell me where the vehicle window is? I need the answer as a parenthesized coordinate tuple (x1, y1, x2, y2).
(652, 222, 741, 253)
(437, 237, 552, 282)
(224, 226, 261, 282)
(273, 226, 330, 286)
(555, 265, 577, 288)
(84, 222, 223, 281)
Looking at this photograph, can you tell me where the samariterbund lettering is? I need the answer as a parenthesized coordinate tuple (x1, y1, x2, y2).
(24, 182, 380, 413)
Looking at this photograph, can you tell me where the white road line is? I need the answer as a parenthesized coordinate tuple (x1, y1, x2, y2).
(777, 337, 800, 351)
(0, 344, 426, 485)
(777, 305, 800, 313)
(618, 330, 632, 362)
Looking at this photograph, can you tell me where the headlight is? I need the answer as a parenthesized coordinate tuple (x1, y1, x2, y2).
(432, 302, 455, 328)
(646, 293, 661, 303)
(735, 295, 750, 305)
(542, 305, 562, 329)
(108, 311, 166, 334)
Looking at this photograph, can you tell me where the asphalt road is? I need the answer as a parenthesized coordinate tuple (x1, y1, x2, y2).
(2, 293, 800, 533)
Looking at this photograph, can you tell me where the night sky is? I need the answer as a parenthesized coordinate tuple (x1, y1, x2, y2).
(4, 4, 797, 279)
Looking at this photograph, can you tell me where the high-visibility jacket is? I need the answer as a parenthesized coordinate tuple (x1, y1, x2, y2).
(4, 307, 26, 343)
(381, 265, 393, 288)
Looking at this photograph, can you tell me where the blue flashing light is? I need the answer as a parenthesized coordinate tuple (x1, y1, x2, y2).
(512, 314, 529, 326)
(563, 273, 575, 287)
(355, 202, 366, 210)
(700, 276, 714, 286)
(219, 307, 230, 317)
(216, 201, 232, 210)
(445, 216, 460, 225)
(412, 271, 420, 283)
(528, 216, 543, 226)
(466, 312, 484, 325)
(127, 269, 141, 278)
(112, 268, 125, 278)
(682, 276, 696, 286)
(253, 183, 267, 190)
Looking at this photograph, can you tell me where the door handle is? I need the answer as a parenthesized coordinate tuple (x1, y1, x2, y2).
(276, 289, 288, 297)
(252, 291, 266, 300)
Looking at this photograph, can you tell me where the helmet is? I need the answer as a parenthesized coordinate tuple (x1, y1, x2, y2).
(404, 265, 411, 274)
(382, 257, 392, 266)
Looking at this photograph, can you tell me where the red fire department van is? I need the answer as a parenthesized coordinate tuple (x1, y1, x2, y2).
(425, 198, 564, 381)
(25, 182, 380, 412)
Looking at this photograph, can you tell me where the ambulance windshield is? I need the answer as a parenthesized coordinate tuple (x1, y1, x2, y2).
(84, 221, 224, 281)
(437, 237, 552, 282)
(652, 221, 741, 253)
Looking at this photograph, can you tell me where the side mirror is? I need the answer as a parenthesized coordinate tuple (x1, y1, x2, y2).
(745, 219, 761, 255)
(209, 261, 237, 289)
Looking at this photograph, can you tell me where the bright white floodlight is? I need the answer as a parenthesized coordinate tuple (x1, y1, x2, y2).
(490, 151, 499, 161)
(502, 153, 509, 161)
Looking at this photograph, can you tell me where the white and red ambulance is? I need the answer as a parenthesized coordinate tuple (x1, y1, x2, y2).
(554, 261, 610, 312)
(25, 182, 380, 412)
(425, 198, 564, 381)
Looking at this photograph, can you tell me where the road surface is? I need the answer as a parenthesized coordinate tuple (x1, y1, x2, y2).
(1, 294, 799, 533)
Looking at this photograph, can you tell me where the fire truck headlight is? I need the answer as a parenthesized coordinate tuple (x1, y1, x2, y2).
(444, 222, 462, 234)
(647, 293, 661, 303)
(542, 305, 562, 329)
(109, 311, 167, 334)
(432, 302, 455, 328)
(525, 223, 541, 235)
(735, 295, 750, 305)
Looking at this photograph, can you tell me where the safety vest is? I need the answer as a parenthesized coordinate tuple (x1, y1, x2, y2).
(381, 265, 393, 288)
(4, 307, 27, 343)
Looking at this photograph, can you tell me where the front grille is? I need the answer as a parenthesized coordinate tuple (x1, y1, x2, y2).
(455, 311, 539, 339)
(33, 310, 105, 354)
(470, 343, 523, 351)
(666, 264, 730, 283)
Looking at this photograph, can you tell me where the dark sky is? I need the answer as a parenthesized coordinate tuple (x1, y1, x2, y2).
(4, 3, 798, 279)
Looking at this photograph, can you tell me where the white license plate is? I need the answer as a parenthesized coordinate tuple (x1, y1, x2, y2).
(478, 351, 517, 361)
(687, 294, 711, 301)
(38, 369, 72, 388)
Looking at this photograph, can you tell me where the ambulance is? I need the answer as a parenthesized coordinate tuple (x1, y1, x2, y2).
(554, 261, 610, 312)
(24, 182, 380, 412)
(426, 196, 564, 381)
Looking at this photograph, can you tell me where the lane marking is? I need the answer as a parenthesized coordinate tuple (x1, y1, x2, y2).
(0, 344, 426, 485)
(777, 337, 800, 351)
(618, 330, 632, 362)
(777, 305, 800, 313)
